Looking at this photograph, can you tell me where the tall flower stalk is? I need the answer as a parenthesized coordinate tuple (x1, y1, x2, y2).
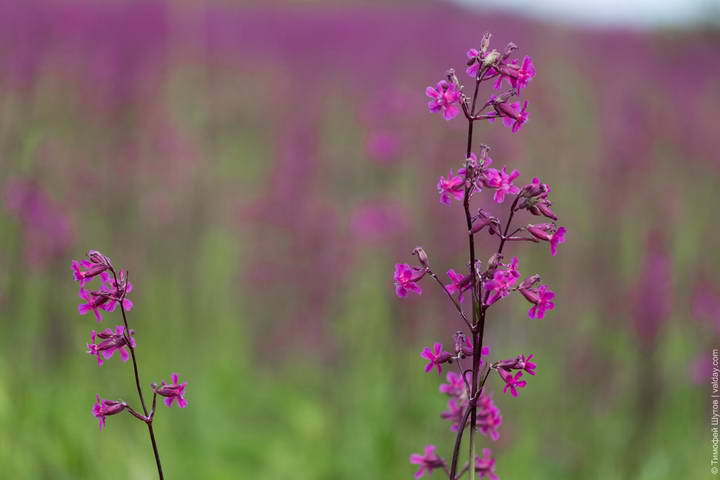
(397, 33, 565, 479)
(72, 250, 188, 479)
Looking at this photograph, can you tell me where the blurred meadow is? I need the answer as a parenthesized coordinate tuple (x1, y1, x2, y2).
(0, 1, 718, 478)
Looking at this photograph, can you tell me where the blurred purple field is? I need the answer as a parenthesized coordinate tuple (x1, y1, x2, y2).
(0, 0, 718, 478)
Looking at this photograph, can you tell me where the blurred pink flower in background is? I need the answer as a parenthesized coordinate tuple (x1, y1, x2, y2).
(4, 178, 72, 268)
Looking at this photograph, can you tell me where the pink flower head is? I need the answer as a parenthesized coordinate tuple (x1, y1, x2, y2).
(77, 269, 133, 321)
(394, 263, 425, 298)
(498, 369, 527, 397)
(475, 448, 499, 480)
(522, 177, 550, 198)
(100, 270, 134, 312)
(484, 257, 520, 306)
(518, 353, 537, 375)
(476, 392, 503, 441)
(437, 170, 465, 205)
(495, 55, 536, 91)
(483, 167, 520, 203)
(78, 288, 110, 322)
(92, 395, 126, 430)
(154, 373, 188, 408)
(466, 48, 482, 78)
(494, 100, 529, 133)
(441, 398, 465, 432)
(426, 80, 461, 121)
(86, 326, 136, 366)
(409, 445, 445, 478)
(520, 284, 556, 319)
(497, 353, 537, 376)
(527, 224, 567, 256)
(71, 259, 109, 287)
(421, 343, 452, 375)
(439, 371, 467, 397)
(445, 269, 472, 301)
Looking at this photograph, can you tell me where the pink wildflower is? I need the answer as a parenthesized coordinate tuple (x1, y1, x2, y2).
(475, 448, 499, 480)
(476, 393, 503, 441)
(498, 369, 527, 397)
(426, 80, 461, 120)
(519, 284, 556, 319)
(527, 224, 567, 256)
(409, 445, 445, 478)
(483, 167, 520, 203)
(439, 371, 467, 397)
(92, 395, 126, 430)
(71, 259, 109, 287)
(494, 55, 536, 91)
(86, 326, 136, 366)
(493, 100, 529, 133)
(484, 257, 520, 306)
(445, 269, 472, 301)
(394, 263, 425, 298)
(421, 343, 452, 375)
(78, 288, 111, 322)
(441, 399, 465, 432)
(154, 373, 188, 408)
(437, 170, 465, 204)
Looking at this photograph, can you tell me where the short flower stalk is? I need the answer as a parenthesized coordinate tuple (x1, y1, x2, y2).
(402, 33, 565, 479)
(72, 251, 188, 479)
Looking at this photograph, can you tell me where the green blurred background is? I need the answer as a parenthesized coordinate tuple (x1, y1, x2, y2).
(0, 1, 718, 478)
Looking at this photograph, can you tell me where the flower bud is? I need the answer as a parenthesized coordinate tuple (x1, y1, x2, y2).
(412, 247, 430, 268)
(480, 33, 492, 54)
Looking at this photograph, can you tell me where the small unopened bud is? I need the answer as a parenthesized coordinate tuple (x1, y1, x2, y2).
(446, 68, 460, 87)
(519, 274, 541, 290)
(87, 250, 109, 265)
(503, 42, 518, 59)
(480, 33, 492, 54)
(412, 247, 430, 268)
(537, 201, 558, 221)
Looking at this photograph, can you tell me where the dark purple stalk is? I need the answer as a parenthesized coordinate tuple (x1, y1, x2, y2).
(113, 271, 164, 480)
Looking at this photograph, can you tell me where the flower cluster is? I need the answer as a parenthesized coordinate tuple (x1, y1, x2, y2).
(72, 250, 187, 477)
(399, 33, 565, 479)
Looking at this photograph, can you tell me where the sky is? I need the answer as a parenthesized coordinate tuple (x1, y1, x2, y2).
(452, 0, 717, 28)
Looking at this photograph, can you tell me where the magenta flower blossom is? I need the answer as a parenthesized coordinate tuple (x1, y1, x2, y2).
(426, 80, 461, 120)
(484, 258, 520, 306)
(410, 445, 445, 478)
(71, 259, 109, 287)
(497, 354, 537, 376)
(498, 369, 527, 397)
(422, 343, 453, 375)
(78, 288, 111, 322)
(527, 223, 567, 256)
(437, 170, 465, 204)
(92, 395, 127, 430)
(520, 284, 556, 319)
(87, 326, 136, 366)
(493, 100, 529, 133)
(483, 167, 520, 203)
(394, 263, 425, 298)
(475, 448, 499, 480)
(519, 354, 537, 375)
(476, 393, 503, 441)
(445, 269, 472, 301)
(494, 55, 536, 91)
(154, 373, 188, 408)
(441, 398, 465, 431)
(439, 371, 467, 397)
